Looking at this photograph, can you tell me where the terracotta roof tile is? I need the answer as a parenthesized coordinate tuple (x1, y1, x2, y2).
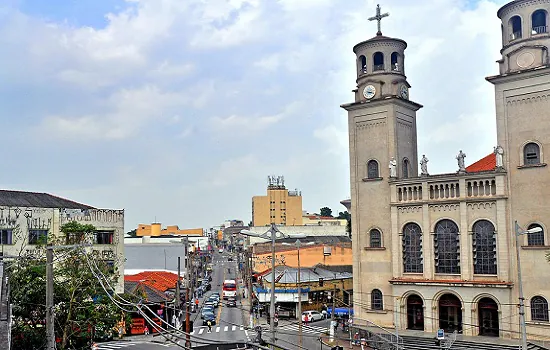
(466, 153, 495, 173)
(125, 271, 180, 293)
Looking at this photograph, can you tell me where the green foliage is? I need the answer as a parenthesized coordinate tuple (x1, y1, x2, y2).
(320, 207, 333, 217)
(10, 223, 131, 350)
(126, 229, 137, 237)
(337, 211, 350, 221)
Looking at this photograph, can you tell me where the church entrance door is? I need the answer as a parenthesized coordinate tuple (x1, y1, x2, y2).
(406, 294, 424, 330)
(438, 294, 462, 333)
(478, 298, 499, 337)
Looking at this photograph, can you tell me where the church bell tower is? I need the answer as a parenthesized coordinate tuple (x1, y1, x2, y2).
(342, 4, 423, 323)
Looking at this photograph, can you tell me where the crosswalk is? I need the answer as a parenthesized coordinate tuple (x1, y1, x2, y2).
(277, 323, 329, 335)
(96, 342, 147, 349)
(190, 324, 246, 335)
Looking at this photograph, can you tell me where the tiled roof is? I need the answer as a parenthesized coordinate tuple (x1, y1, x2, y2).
(0, 190, 94, 209)
(466, 153, 495, 173)
(125, 271, 180, 292)
(124, 281, 168, 303)
(261, 265, 353, 284)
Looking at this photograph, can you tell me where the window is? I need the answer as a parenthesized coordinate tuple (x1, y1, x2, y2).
(509, 15, 522, 40)
(403, 223, 423, 273)
(371, 289, 383, 310)
(0, 230, 13, 245)
(472, 220, 497, 275)
(532, 10, 548, 34)
(434, 220, 460, 274)
(527, 223, 545, 246)
(28, 229, 48, 245)
(391, 52, 400, 71)
(402, 158, 410, 178)
(95, 230, 114, 244)
(359, 55, 367, 73)
(524, 143, 541, 165)
(531, 296, 549, 321)
(367, 160, 379, 179)
(373, 52, 384, 71)
(370, 229, 382, 248)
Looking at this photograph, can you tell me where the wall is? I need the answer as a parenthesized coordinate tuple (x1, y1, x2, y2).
(136, 224, 203, 237)
(252, 188, 303, 226)
(252, 245, 352, 272)
(246, 225, 348, 246)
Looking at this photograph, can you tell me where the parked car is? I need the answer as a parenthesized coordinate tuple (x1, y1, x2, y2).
(211, 292, 220, 298)
(218, 248, 224, 253)
(207, 297, 219, 307)
(201, 308, 214, 319)
(227, 297, 237, 307)
(302, 310, 323, 322)
(202, 312, 216, 326)
(204, 301, 216, 309)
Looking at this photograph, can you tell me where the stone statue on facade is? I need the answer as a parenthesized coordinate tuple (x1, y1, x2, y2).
(494, 145, 504, 169)
(456, 150, 467, 172)
(420, 155, 429, 176)
(389, 157, 397, 177)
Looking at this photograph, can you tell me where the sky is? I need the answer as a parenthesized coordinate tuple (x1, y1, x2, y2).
(0, 0, 508, 231)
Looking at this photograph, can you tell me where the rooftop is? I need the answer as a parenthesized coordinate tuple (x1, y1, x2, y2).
(125, 271, 180, 293)
(261, 264, 353, 284)
(0, 190, 94, 209)
(466, 153, 496, 173)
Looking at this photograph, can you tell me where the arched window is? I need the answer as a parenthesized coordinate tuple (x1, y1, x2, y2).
(403, 223, 423, 273)
(391, 52, 400, 71)
(531, 296, 549, 321)
(524, 142, 541, 165)
(367, 160, 379, 179)
(509, 15, 522, 40)
(370, 229, 382, 248)
(472, 220, 497, 275)
(371, 289, 383, 310)
(434, 220, 460, 274)
(373, 52, 384, 71)
(402, 158, 410, 178)
(527, 223, 545, 246)
(532, 10, 548, 34)
(359, 55, 367, 73)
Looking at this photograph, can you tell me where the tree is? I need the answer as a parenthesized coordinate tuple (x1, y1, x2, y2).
(10, 222, 133, 349)
(337, 211, 352, 238)
(320, 207, 333, 217)
(126, 229, 137, 238)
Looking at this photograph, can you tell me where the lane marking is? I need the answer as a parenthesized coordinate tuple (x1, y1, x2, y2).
(232, 325, 236, 331)
(190, 330, 195, 335)
(216, 326, 220, 333)
(224, 325, 228, 332)
(198, 328, 204, 335)
(240, 325, 244, 331)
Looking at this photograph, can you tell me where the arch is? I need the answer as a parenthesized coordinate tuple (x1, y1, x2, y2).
(532, 9, 548, 34)
(358, 55, 367, 73)
(403, 223, 423, 273)
(402, 158, 410, 178)
(509, 15, 522, 40)
(434, 219, 460, 274)
(373, 52, 384, 71)
(472, 220, 497, 275)
(531, 296, 549, 321)
(369, 228, 382, 248)
(478, 297, 499, 337)
(367, 159, 380, 179)
(438, 293, 463, 333)
(371, 289, 383, 310)
(406, 294, 424, 330)
(523, 142, 541, 165)
(527, 223, 545, 246)
(391, 52, 400, 71)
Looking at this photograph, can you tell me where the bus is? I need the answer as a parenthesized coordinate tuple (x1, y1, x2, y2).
(222, 279, 237, 299)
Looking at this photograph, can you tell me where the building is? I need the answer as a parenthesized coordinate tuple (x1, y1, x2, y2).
(344, 0, 550, 341)
(252, 176, 303, 226)
(0, 190, 125, 292)
(302, 212, 348, 226)
(136, 223, 203, 237)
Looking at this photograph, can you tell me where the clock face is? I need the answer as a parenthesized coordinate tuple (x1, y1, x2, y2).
(400, 85, 409, 99)
(363, 85, 376, 99)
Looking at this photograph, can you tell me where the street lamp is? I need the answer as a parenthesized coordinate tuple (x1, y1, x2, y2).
(515, 220, 542, 350)
(282, 240, 315, 348)
(240, 224, 305, 346)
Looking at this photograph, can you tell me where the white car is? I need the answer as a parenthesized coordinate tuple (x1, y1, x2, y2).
(302, 310, 323, 322)
(218, 248, 224, 253)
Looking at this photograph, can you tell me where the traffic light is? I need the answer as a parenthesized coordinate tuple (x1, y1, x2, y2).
(319, 278, 324, 286)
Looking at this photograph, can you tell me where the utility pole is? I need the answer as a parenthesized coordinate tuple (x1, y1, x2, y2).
(46, 245, 54, 350)
(185, 245, 192, 348)
(296, 240, 303, 349)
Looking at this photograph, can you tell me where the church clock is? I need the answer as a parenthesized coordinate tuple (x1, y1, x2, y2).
(399, 85, 409, 99)
(363, 85, 376, 99)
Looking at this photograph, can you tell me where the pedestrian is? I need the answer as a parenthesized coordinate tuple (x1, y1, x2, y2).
(91, 342, 98, 350)
(144, 326, 149, 336)
(207, 320, 212, 333)
(353, 332, 359, 345)
(304, 314, 309, 325)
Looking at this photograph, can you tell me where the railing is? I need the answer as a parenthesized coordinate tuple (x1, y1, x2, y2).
(532, 26, 548, 34)
(397, 185, 422, 202)
(429, 182, 460, 200)
(373, 64, 385, 71)
(466, 179, 496, 197)
(510, 31, 522, 40)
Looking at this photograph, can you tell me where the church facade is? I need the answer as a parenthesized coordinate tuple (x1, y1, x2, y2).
(344, 0, 550, 340)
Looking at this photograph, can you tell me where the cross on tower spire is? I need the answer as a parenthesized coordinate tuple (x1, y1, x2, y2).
(368, 4, 389, 36)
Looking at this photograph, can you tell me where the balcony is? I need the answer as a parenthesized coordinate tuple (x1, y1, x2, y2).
(532, 26, 548, 35)
(510, 31, 522, 41)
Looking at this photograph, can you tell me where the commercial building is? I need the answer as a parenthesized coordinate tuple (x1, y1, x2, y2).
(136, 223, 203, 237)
(345, 0, 550, 340)
(252, 176, 303, 226)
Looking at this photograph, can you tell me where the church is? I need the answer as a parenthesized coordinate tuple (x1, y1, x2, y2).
(344, 0, 550, 340)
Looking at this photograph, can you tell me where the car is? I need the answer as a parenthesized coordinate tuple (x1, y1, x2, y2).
(227, 297, 237, 307)
(218, 248, 224, 253)
(204, 301, 216, 309)
(201, 309, 214, 319)
(302, 310, 323, 322)
(202, 312, 216, 326)
(207, 297, 219, 307)
(211, 292, 220, 297)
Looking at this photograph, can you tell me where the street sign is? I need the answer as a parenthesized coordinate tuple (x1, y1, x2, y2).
(437, 329, 445, 340)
